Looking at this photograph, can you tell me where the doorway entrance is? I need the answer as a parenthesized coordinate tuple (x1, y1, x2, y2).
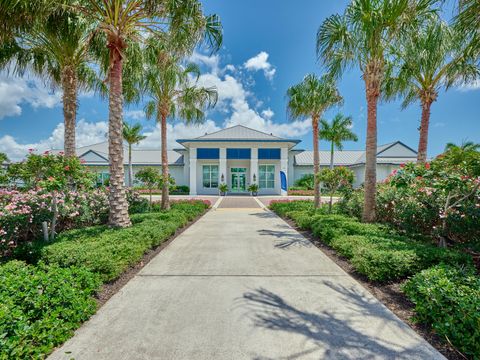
(231, 168, 247, 192)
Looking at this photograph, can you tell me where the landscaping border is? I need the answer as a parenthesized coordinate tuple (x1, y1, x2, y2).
(95, 206, 210, 306)
(277, 214, 464, 360)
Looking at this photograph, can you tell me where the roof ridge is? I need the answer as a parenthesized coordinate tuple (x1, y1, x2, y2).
(195, 124, 282, 140)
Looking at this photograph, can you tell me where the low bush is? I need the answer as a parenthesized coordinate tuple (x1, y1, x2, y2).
(35, 201, 209, 282)
(270, 202, 472, 282)
(403, 265, 480, 357)
(0, 261, 101, 359)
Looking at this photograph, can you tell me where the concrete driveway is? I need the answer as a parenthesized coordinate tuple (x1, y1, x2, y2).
(49, 200, 443, 360)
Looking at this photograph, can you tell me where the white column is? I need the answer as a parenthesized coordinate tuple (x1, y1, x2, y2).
(280, 147, 288, 196)
(219, 147, 227, 186)
(189, 148, 197, 195)
(250, 147, 258, 186)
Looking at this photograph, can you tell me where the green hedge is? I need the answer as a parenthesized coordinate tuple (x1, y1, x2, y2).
(0, 261, 101, 359)
(270, 202, 471, 282)
(37, 201, 208, 282)
(403, 265, 480, 357)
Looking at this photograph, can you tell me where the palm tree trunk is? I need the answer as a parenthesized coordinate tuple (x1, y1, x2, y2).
(417, 99, 432, 164)
(128, 144, 133, 187)
(160, 112, 170, 210)
(329, 140, 334, 170)
(107, 44, 131, 227)
(312, 114, 321, 208)
(62, 67, 77, 157)
(362, 68, 380, 223)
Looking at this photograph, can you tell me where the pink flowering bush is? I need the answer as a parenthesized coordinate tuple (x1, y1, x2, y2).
(0, 188, 109, 256)
(338, 148, 480, 246)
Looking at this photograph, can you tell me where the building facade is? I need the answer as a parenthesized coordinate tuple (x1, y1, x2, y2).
(63, 125, 419, 195)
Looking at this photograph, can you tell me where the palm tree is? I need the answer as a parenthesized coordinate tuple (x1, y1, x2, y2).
(78, 0, 221, 227)
(143, 52, 217, 210)
(387, 20, 479, 163)
(7, 13, 98, 157)
(0, 152, 8, 164)
(286, 74, 342, 208)
(123, 122, 146, 187)
(319, 113, 358, 170)
(317, 0, 437, 222)
(454, 0, 480, 62)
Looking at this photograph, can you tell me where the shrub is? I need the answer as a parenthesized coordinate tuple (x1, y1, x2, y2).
(402, 265, 480, 357)
(0, 261, 100, 359)
(36, 201, 209, 282)
(171, 185, 189, 194)
(269, 200, 315, 217)
(294, 174, 314, 190)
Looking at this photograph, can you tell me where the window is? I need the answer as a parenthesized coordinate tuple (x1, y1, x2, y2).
(258, 148, 281, 159)
(259, 165, 275, 189)
(227, 148, 251, 159)
(197, 148, 219, 159)
(96, 171, 110, 187)
(202, 165, 219, 188)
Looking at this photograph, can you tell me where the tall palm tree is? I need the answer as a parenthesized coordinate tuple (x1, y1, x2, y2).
(319, 113, 358, 170)
(143, 53, 217, 210)
(123, 122, 146, 187)
(286, 74, 342, 208)
(387, 20, 479, 163)
(79, 0, 221, 227)
(317, 0, 437, 222)
(7, 13, 98, 157)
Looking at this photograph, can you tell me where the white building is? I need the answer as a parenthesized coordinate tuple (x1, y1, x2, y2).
(67, 125, 418, 195)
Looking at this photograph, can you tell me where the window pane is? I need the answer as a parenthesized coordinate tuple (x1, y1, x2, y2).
(267, 180, 275, 189)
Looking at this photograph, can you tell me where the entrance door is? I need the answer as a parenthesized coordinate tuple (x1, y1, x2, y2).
(231, 168, 247, 192)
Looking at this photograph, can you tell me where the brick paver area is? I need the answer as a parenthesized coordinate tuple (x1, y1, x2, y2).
(217, 196, 260, 209)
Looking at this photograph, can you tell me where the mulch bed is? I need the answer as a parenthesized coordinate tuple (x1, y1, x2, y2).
(280, 216, 465, 360)
(95, 209, 208, 307)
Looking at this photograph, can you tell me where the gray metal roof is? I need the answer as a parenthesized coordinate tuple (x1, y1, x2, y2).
(54, 142, 184, 166)
(295, 151, 363, 166)
(177, 125, 301, 144)
(295, 142, 417, 166)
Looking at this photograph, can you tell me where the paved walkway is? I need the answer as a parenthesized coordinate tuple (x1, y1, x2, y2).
(49, 200, 444, 360)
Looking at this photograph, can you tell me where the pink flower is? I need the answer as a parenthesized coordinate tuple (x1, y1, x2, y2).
(425, 163, 431, 170)
(400, 163, 405, 168)
(64, 165, 70, 171)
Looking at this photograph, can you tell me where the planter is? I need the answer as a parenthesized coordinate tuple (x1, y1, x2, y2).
(251, 191, 258, 196)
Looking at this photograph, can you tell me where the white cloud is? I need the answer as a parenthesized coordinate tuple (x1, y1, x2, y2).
(125, 110, 145, 120)
(139, 120, 220, 149)
(0, 119, 108, 161)
(0, 74, 62, 119)
(244, 51, 276, 80)
(261, 108, 274, 120)
(457, 79, 480, 92)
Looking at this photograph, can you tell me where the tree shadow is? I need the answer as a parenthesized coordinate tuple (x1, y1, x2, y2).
(239, 284, 439, 360)
(257, 229, 313, 249)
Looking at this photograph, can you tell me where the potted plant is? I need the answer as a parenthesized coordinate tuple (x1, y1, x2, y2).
(219, 183, 228, 196)
(248, 183, 259, 196)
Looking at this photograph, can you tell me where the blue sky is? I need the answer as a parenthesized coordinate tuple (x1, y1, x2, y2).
(0, 0, 479, 160)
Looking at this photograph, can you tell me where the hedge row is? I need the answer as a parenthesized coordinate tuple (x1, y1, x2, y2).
(0, 261, 101, 359)
(403, 265, 480, 357)
(1, 200, 209, 359)
(270, 202, 471, 282)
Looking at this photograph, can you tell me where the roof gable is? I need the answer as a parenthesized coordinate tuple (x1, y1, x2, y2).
(194, 125, 283, 140)
(79, 150, 109, 163)
(377, 141, 417, 158)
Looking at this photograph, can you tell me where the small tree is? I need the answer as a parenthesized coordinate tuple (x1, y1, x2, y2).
(317, 167, 354, 212)
(294, 174, 315, 190)
(135, 167, 161, 208)
(123, 122, 146, 187)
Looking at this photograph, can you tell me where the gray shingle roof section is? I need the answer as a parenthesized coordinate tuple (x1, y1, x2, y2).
(194, 125, 284, 140)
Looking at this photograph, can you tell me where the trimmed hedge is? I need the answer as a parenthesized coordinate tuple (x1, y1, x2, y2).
(270, 202, 471, 282)
(403, 265, 480, 357)
(36, 201, 209, 282)
(0, 261, 101, 359)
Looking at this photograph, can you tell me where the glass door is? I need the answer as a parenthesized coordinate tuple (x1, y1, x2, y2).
(231, 168, 247, 192)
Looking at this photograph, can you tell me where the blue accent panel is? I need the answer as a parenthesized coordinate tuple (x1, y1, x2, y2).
(280, 171, 287, 191)
(227, 148, 251, 159)
(258, 148, 281, 159)
(197, 148, 219, 159)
